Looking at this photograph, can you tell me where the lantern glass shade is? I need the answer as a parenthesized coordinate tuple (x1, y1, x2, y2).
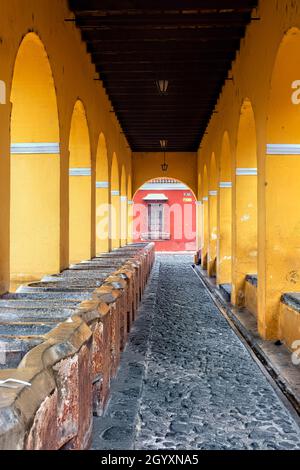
(161, 162, 168, 172)
(156, 80, 169, 94)
(160, 139, 168, 149)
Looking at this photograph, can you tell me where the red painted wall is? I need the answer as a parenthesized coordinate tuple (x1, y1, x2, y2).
(133, 188, 197, 252)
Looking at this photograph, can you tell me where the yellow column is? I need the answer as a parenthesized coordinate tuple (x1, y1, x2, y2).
(120, 195, 128, 246)
(196, 201, 202, 250)
(127, 200, 133, 244)
(208, 190, 218, 277)
(201, 195, 209, 270)
(111, 190, 121, 249)
(69, 167, 92, 263)
(217, 182, 232, 285)
(232, 168, 257, 306)
(96, 181, 110, 253)
(258, 144, 300, 339)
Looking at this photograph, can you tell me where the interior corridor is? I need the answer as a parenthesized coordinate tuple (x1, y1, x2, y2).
(92, 255, 300, 451)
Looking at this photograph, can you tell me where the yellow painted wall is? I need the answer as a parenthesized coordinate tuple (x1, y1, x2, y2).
(120, 166, 128, 246)
(1, 0, 300, 347)
(262, 28, 300, 339)
(196, 0, 300, 340)
(0, 0, 131, 292)
(69, 100, 92, 264)
(127, 174, 133, 244)
(201, 166, 209, 270)
(217, 132, 232, 286)
(132, 152, 197, 196)
(111, 153, 121, 250)
(10, 33, 60, 280)
(279, 302, 300, 351)
(96, 133, 110, 254)
(245, 281, 258, 318)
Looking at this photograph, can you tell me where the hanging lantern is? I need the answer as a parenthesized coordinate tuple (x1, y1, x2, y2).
(156, 79, 169, 95)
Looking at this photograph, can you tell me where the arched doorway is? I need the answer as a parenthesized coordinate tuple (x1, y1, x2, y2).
(232, 98, 258, 307)
(201, 166, 209, 269)
(127, 174, 133, 244)
(217, 132, 232, 286)
(110, 153, 120, 249)
(10, 33, 60, 287)
(208, 153, 218, 277)
(133, 177, 197, 252)
(95, 132, 109, 253)
(261, 28, 300, 339)
(69, 100, 91, 263)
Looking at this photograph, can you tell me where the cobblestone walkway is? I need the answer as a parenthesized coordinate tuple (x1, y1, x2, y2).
(92, 255, 300, 450)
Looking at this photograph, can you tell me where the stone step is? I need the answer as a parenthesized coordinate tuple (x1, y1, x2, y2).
(219, 283, 232, 302)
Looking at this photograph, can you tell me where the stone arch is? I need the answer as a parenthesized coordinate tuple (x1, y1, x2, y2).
(120, 165, 128, 246)
(201, 165, 209, 269)
(133, 177, 196, 252)
(208, 153, 218, 276)
(218, 131, 233, 285)
(262, 27, 300, 339)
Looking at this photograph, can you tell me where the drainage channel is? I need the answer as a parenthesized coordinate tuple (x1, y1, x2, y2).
(191, 265, 300, 429)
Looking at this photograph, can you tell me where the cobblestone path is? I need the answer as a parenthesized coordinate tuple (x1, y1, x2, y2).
(92, 255, 300, 450)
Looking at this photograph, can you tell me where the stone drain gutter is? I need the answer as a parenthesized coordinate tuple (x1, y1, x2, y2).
(0, 243, 155, 450)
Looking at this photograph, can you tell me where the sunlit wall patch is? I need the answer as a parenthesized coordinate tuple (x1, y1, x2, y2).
(236, 168, 257, 176)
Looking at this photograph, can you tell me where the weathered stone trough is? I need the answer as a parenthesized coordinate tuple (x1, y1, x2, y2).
(0, 243, 155, 450)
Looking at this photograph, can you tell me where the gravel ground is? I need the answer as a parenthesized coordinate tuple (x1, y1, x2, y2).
(92, 254, 300, 450)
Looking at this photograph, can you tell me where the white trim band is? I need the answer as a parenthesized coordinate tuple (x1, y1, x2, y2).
(69, 168, 91, 177)
(96, 181, 109, 189)
(219, 182, 232, 188)
(236, 168, 257, 176)
(128, 200, 133, 205)
(202, 196, 208, 202)
(197, 201, 202, 206)
(121, 196, 127, 202)
(111, 190, 120, 197)
(209, 190, 218, 196)
(11, 143, 60, 155)
(267, 144, 300, 155)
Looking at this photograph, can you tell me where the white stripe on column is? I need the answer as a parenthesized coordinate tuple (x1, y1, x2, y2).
(121, 196, 127, 202)
(196, 201, 202, 206)
(69, 168, 91, 176)
(96, 181, 109, 189)
(209, 190, 218, 196)
(11, 143, 60, 154)
(236, 168, 257, 176)
(219, 182, 232, 188)
(111, 190, 120, 196)
(267, 144, 300, 155)
(128, 200, 133, 205)
(203, 196, 208, 202)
